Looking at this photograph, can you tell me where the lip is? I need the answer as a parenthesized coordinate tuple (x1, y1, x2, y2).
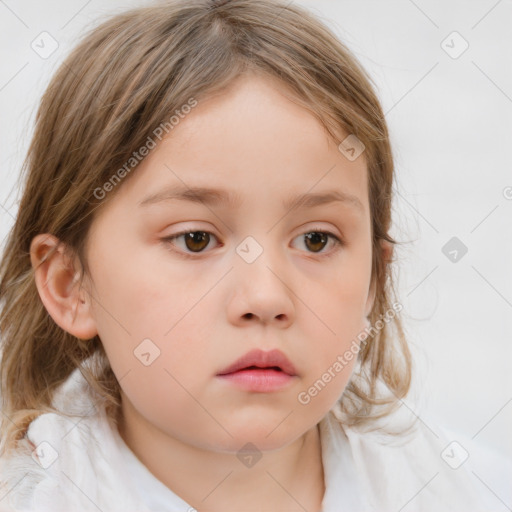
(216, 349, 297, 393)
(217, 349, 297, 376)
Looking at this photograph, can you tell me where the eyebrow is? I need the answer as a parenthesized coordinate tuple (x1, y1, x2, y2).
(138, 185, 364, 214)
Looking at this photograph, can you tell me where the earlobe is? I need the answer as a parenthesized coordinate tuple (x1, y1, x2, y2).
(30, 233, 98, 340)
(381, 239, 394, 265)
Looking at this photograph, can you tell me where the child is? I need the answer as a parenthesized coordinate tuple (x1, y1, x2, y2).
(0, 0, 501, 510)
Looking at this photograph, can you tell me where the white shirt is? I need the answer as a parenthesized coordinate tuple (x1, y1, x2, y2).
(0, 365, 508, 511)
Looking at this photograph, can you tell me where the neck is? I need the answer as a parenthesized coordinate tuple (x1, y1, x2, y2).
(118, 401, 325, 512)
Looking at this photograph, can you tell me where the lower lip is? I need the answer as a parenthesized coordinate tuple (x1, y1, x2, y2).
(217, 369, 295, 392)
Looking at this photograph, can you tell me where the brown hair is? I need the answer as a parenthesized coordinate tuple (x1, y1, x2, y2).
(0, 0, 411, 456)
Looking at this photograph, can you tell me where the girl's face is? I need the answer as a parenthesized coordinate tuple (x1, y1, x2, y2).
(83, 74, 376, 452)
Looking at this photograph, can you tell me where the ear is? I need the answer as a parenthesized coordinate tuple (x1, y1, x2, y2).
(364, 239, 393, 317)
(30, 233, 98, 340)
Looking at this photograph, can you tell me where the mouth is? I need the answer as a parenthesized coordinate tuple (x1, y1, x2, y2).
(217, 349, 297, 376)
(216, 349, 297, 392)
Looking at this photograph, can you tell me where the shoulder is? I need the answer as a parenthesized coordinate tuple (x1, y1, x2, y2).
(321, 410, 510, 512)
(0, 409, 109, 511)
(0, 433, 48, 512)
(0, 410, 83, 511)
(0, 368, 148, 511)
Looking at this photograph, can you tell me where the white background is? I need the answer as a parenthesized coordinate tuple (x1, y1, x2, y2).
(0, 0, 511, 502)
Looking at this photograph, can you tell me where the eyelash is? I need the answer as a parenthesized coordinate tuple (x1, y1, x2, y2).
(161, 228, 344, 259)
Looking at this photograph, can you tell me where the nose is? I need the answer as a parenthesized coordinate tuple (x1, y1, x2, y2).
(225, 246, 295, 329)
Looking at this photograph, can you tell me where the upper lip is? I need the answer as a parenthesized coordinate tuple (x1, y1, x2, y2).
(217, 349, 297, 376)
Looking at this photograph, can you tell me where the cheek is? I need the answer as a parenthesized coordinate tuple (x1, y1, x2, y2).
(87, 247, 215, 386)
(303, 258, 371, 343)
(296, 300, 363, 422)
(88, 242, 205, 339)
(296, 355, 358, 426)
(293, 258, 370, 414)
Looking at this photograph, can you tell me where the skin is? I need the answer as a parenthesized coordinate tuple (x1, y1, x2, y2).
(31, 74, 390, 512)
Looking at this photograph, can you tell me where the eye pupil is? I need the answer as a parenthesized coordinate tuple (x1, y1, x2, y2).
(305, 232, 328, 253)
(185, 231, 210, 252)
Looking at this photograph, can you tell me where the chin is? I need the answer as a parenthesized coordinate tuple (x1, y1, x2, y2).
(205, 419, 311, 455)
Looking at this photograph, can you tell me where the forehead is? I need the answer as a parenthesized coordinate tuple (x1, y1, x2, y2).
(102, 74, 370, 219)
(176, 73, 337, 152)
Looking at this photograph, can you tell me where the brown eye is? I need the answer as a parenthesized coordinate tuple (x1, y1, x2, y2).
(303, 232, 329, 253)
(292, 230, 343, 257)
(182, 231, 211, 252)
(163, 231, 216, 254)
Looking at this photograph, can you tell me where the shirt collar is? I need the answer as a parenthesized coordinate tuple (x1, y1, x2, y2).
(319, 411, 376, 512)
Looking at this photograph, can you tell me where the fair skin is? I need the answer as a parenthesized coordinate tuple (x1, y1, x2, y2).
(30, 74, 390, 512)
